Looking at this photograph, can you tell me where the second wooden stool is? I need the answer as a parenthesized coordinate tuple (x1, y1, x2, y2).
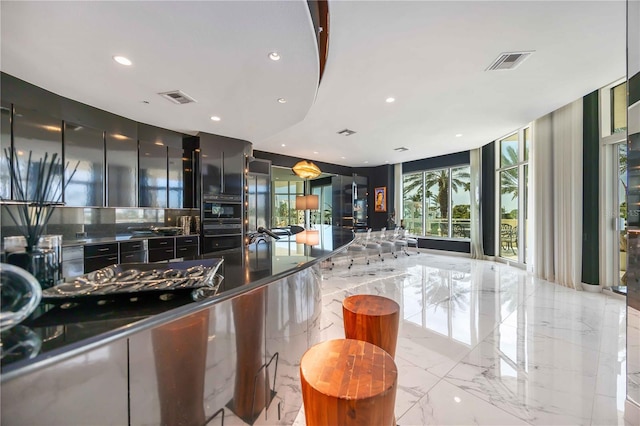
(343, 294, 400, 358)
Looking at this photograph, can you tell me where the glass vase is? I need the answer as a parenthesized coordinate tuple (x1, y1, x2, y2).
(6, 246, 57, 289)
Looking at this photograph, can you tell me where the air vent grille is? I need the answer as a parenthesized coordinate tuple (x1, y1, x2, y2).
(486, 51, 533, 71)
(394, 147, 408, 152)
(337, 129, 356, 136)
(158, 90, 197, 105)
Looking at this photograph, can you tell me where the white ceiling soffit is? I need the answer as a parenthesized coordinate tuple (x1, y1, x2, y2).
(0, 1, 319, 142)
(0, 1, 627, 168)
(261, 1, 626, 167)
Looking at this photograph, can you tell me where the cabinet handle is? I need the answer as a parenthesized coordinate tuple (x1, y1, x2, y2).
(178, 248, 187, 251)
(165, 249, 173, 253)
(108, 256, 118, 261)
(124, 254, 134, 259)
(98, 247, 110, 252)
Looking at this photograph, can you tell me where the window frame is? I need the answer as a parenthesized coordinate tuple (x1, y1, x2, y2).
(401, 164, 471, 240)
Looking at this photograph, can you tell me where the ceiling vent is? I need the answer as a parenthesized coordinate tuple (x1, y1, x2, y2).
(158, 90, 197, 105)
(486, 51, 533, 71)
(337, 129, 356, 136)
(394, 147, 408, 152)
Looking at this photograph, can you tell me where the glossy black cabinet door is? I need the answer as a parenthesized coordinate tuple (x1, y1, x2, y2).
(64, 122, 104, 207)
(223, 142, 246, 196)
(106, 132, 137, 207)
(12, 107, 63, 202)
(199, 133, 249, 197)
(0, 103, 10, 200)
(139, 141, 167, 208)
(168, 145, 184, 208)
(201, 148, 222, 196)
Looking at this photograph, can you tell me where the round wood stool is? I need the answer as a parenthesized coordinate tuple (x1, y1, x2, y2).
(343, 294, 400, 358)
(300, 339, 397, 426)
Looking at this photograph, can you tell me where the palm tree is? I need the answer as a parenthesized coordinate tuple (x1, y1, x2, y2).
(424, 168, 470, 219)
(500, 146, 519, 201)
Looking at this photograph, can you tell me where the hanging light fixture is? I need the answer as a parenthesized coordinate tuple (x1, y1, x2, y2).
(292, 160, 321, 179)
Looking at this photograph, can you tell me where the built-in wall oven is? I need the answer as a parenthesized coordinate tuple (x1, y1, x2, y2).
(201, 194, 243, 253)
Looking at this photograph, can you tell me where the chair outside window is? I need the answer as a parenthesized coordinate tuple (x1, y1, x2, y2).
(500, 223, 517, 254)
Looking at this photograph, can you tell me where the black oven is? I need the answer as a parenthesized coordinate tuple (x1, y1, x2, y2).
(203, 198, 241, 222)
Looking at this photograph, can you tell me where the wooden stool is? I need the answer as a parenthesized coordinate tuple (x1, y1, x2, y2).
(300, 339, 397, 426)
(343, 294, 400, 358)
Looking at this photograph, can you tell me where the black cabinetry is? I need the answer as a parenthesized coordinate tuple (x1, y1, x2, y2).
(84, 243, 119, 273)
(138, 140, 168, 208)
(106, 132, 137, 207)
(148, 237, 175, 262)
(175, 235, 199, 258)
(119, 240, 147, 263)
(1, 103, 10, 200)
(199, 132, 249, 197)
(64, 122, 105, 207)
(12, 107, 63, 202)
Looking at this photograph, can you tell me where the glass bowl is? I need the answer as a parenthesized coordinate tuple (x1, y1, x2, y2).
(0, 262, 42, 332)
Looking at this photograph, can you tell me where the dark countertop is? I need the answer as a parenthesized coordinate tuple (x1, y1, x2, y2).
(1, 226, 353, 376)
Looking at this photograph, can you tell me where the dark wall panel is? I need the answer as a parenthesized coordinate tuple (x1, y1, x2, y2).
(368, 165, 394, 230)
(582, 91, 599, 285)
(417, 238, 470, 253)
(481, 142, 496, 256)
(403, 151, 470, 174)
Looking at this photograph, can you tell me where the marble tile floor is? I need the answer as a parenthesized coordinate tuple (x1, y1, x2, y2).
(293, 250, 631, 426)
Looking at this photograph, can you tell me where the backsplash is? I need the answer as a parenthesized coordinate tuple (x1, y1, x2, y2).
(1, 206, 199, 246)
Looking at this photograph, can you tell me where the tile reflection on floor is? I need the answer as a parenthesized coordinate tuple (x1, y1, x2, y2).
(294, 251, 630, 426)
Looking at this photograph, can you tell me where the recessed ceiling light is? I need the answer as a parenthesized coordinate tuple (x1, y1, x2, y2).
(277, 98, 287, 104)
(269, 52, 281, 61)
(456, 133, 463, 137)
(385, 97, 395, 103)
(210, 116, 221, 121)
(313, 151, 319, 154)
(364, 161, 369, 164)
(385, 160, 389, 163)
(341, 156, 346, 159)
(113, 56, 132, 66)
(281, 144, 286, 147)
(154, 142, 164, 146)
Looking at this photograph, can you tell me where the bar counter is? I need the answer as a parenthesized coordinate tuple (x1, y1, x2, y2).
(1, 225, 354, 425)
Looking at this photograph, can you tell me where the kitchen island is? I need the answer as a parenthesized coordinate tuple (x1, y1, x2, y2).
(1, 225, 354, 426)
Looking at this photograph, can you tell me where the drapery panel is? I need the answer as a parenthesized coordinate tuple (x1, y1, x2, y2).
(470, 148, 484, 259)
(532, 99, 583, 289)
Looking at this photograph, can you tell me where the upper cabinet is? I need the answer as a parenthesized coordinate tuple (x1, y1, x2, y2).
(64, 122, 104, 207)
(139, 140, 168, 208)
(0, 104, 10, 200)
(138, 124, 187, 209)
(106, 132, 138, 207)
(12, 107, 63, 202)
(199, 132, 249, 197)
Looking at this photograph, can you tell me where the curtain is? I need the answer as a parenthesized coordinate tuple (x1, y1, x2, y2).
(532, 99, 583, 289)
(470, 148, 484, 259)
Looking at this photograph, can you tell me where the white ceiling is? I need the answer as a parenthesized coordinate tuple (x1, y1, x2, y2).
(1, 1, 627, 168)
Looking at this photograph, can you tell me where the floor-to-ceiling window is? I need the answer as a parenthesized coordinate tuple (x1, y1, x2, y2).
(601, 80, 628, 291)
(311, 184, 332, 225)
(272, 179, 304, 228)
(497, 128, 529, 263)
(402, 166, 471, 238)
